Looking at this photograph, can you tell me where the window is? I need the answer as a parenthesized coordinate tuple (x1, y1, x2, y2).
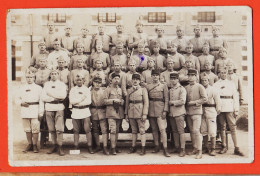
(98, 13, 116, 23)
(148, 12, 166, 23)
(48, 13, 66, 23)
(198, 12, 216, 23)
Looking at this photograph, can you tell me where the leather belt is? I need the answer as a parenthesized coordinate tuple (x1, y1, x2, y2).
(90, 105, 106, 109)
(203, 104, 216, 107)
(149, 98, 164, 102)
(48, 100, 64, 104)
(72, 105, 90, 109)
(220, 96, 233, 99)
(21, 102, 39, 107)
(129, 100, 143, 104)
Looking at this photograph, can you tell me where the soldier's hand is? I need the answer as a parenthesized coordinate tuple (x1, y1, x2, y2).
(21, 102, 29, 107)
(141, 115, 147, 122)
(38, 115, 43, 122)
(217, 109, 221, 115)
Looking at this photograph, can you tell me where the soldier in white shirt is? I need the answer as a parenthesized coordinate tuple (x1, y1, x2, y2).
(15, 69, 44, 153)
(213, 68, 244, 156)
(69, 74, 93, 153)
(41, 69, 67, 156)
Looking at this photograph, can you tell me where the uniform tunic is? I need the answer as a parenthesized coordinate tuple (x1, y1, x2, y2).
(131, 54, 149, 70)
(110, 33, 129, 55)
(198, 54, 215, 71)
(168, 53, 185, 71)
(129, 32, 149, 50)
(184, 54, 200, 72)
(151, 54, 166, 71)
(35, 68, 51, 87)
(141, 69, 153, 87)
(208, 36, 228, 59)
(168, 83, 186, 117)
(70, 54, 89, 70)
(90, 88, 106, 120)
(73, 35, 92, 54)
(92, 34, 111, 53)
(111, 54, 128, 72)
(30, 51, 49, 69)
(89, 52, 110, 73)
(121, 71, 136, 95)
(172, 37, 189, 54)
(214, 57, 232, 74)
(149, 37, 168, 55)
(189, 37, 208, 56)
(61, 35, 74, 52)
(108, 71, 126, 96)
(160, 70, 175, 88)
(43, 32, 59, 51)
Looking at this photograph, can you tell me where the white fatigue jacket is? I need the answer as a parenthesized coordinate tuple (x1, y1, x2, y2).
(15, 83, 44, 118)
(203, 85, 221, 117)
(213, 79, 239, 112)
(41, 80, 67, 111)
(69, 85, 92, 119)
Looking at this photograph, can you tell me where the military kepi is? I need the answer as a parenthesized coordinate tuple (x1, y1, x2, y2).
(111, 72, 120, 79)
(151, 69, 160, 75)
(187, 69, 198, 75)
(170, 72, 179, 79)
(132, 73, 141, 80)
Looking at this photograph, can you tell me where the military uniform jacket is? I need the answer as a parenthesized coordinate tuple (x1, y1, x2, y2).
(199, 71, 218, 86)
(111, 54, 128, 72)
(92, 34, 111, 53)
(70, 54, 89, 70)
(227, 72, 244, 101)
(90, 88, 106, 120)
(43, 32, 59, 50)
(129, 32, 149, 50)
(35, 68, 51, 87)
(47, 50, 70, 69)
(41, 80, 67, 111)
(209, 36, 228, 51)
(61, 35, 74, 52)
(149, 37, 168, 54)
(203, 85, 221, 117)
(58, 68, 70, 85)
(168, 53, 185, 71)
(103, 86, 124, 119)
(172, 37, 189, 53)
(151, 54, 166, 71)
(185, 83, 208, 115)
(189, 37, 208, 53)
(108, 71, 126, 94)
(121, 71, 136, 95)
(70, 69, 90, 88)
(125, 85, 149, 119)
(214, 57, 232, 74)
(74, 35, 92, 53)
(169, 83, 187, 117)
(89, 51, 110, 73)
(111, 33, 129, 47)
(198, 54, 215, 71)
(30, 51, 49, 69)
(69, 85, 92, 119)
(214, 79, 239, 112)
(131, 54, 149, 70)
(147, 82, 169, 117)
(160, 70, 175, 88)
(15, 83, 44, 118)
(184, 54, 200, 72)
(141, 69, 153, 87)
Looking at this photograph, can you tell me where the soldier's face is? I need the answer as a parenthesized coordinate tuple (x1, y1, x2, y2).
(98, 26, 104, 33)
(219, 50, 227, 58)
(81, 28, 88, 35)
(116, 25, 123, 32)
(194, 28, 201, 36)
(227, 63, 234, 70)
(112, 76, 120, 85)
(77, 45, 84, 53)
(202, 47, 209, 54)
(48, 24, 54, 31)
(186, 46, 193, 54)
(153, 46, 160, 53)
(58, 60, 65, 68)
(114, 64, 121, 72)
(156, 29, 164, 37)
(138, 45, 145, 53)
(176, 29, 183, 37)
(93, 81, 101, 88)
(205, 63, 212, 70)
(188, 74, 197, 82)
(65, 27, 72, 34)
(136, 24, 143, 32)
(168, 45, 177, 53)
(50, 72, 58, 81)
(147, 61, 155, 68)
(96, 43, 103, 52)
(53, 42, 60, 50)
(151, 74, 159, 82)
(116, 46, 123, 54)
(77, 61, 84, 68)
(132, 78, 140, 86)
(212, 29, 219, 36)
(186, 61, 193, 68)
(129, 63, 136, 72)
(96, 62, 103, 69)
(170, 77, 179, 85)
(39, 44, 46, 51)
(201, 77, 209, 87)
(76, 78, 83, 87)
(220, 71, 227, 80)
(167, 62, 174, 70)
(39, 60, 47, 68)
(26, 76, 34, 84)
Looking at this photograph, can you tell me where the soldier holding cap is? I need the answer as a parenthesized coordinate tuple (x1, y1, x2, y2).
(172, 25, 188, 55)
(168, 72, 187, 157)
(199, 61, 218, 86)
(73, 24, 92, 55)
(69, 74, 93, 153)
(70, 58, 90, 89)
(184, 42, 200, 73)
(15, 69, 44, 153)
(214, 46, 232, 75)
(209, 26, 228, 60)
(150, 41, 167, 72)
(103, 73, 124, 155)
(60, 23, 74, 54)
(189, 24, 209, 57)
(70, 42, 89, 70)
(43, 21, 60, 53)
(41, 68, 68, 156)
(185, 68, 207, 159)
(200, 73, 221, 156)
(213, 68, 244, 156)
(90, 76, 109, 155)
(125, 73, 149, 155)
(147, 69, 170, 157)
(111, 41, 128, 72)
(198, 43, 215, 72)
(30, 41, 49, 69)
(160, 58, 175, 89)
(167, 41, 186, 71)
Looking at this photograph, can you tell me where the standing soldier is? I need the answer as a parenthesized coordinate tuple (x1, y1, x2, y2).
(125, 73, 149, 155)
(185, 69, 207, 159)
(167, 41, 185, 71)
(60, 23, 74, 56)
(209, 26, 228, 60)
(121, 60, 138, 96)
(160, 58, 175, 89)
(30, 41, 49, 69)
(172, 25, 188, 55)
(90, 77, 109, 155)
(41, 69, 67, 156)
(92, 22, 111, 54)
(69, 74, 93, 153)
(43, 21, 59, 53)
(15, 69, 44, 153)
(73, 24, 92, 55)
(189, 24, 208, 57)
(149, 25, 168, 56)
(130, 41, 149, 73)
(184, 42, 200, 73)
(111, 41, 128, 72)
(198, 43, 215, 73)
(168, 72, 187, 157)
(70, 42, 89, 71)
(199, 61, 218, 86)
(179, 59, 199, 87)
(110, 21, 129, 56)
(104, 73, 124, 155)
(147, 69, 170, 157)
(214, 47, 233, 75)
(89, 59, 107, 87)
(214, 69, 244, 156)
(150, 41, 166, 72)
(200, 74, 221, 156)
(70, 58, 90, 88)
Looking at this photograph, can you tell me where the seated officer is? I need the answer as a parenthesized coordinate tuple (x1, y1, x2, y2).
(69, 74, 93, 153)
(125, 73, 149, 155)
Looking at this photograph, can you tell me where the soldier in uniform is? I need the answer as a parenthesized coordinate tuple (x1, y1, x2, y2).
(185, 69, 208, 159)
(199, 61, 218, 86)
(150, 41, 166, 72)
(41, 69, 67, 156)
(214, 68, 244, 156)
(57, 56, 70, 86)
(111, 41, 128, 72)
(92, 22, 112, 54)
(149, 25, 168, 56)
(47, 38, 70, 69)
(184, 42, 200, 73)
(30, 41, 49, 69)
(168, 72, 187, 157)
(73, 24, 92, 55)
(147, 69, 170, 157)
(60, 23, 74, 56)
(214, 46, 233, 75)
(43, 21, 59, 53)
(103, 73, 124, 155)
(141, 57, 155, 88)
(110, 21, 129, 56)
(15, 69, 44, 153)
(179, 59, 199, 87)
(70, 42, 89, 71)
(69, 74, 93, 153)
(89, 59, 107, 87)
(167, 41, 185, 71)
(130, 41, 149, 73)
(125, 73, 149, 155)
(160, 58, 175, 89)
(121, 60, 138, 96)
(198, 43, 215, 72)
(209, 26, 228, 60)
(200, 73, 221, 156)
(70, 58, 90, 88)
(189, 24, 208, 57)
(35, 58, 51, 87)
(89, 40, 111, 75)
(172, 25, 188, 55)
(90, 77, 109, 155)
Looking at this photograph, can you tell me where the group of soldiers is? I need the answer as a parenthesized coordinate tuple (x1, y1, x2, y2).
(15, 19, 245, 159)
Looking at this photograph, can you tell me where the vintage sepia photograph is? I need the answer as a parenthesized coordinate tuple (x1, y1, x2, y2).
(7, 6, 254, 166)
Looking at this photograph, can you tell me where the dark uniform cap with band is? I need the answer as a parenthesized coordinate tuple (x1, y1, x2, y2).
(170, 72, 179, 79)
(111, 72, 120, 79)
(93, 77, 102, 83)
(187, 69, 198, 75)
(132, 73, 141, 80)
(151, 69, 160, 75)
